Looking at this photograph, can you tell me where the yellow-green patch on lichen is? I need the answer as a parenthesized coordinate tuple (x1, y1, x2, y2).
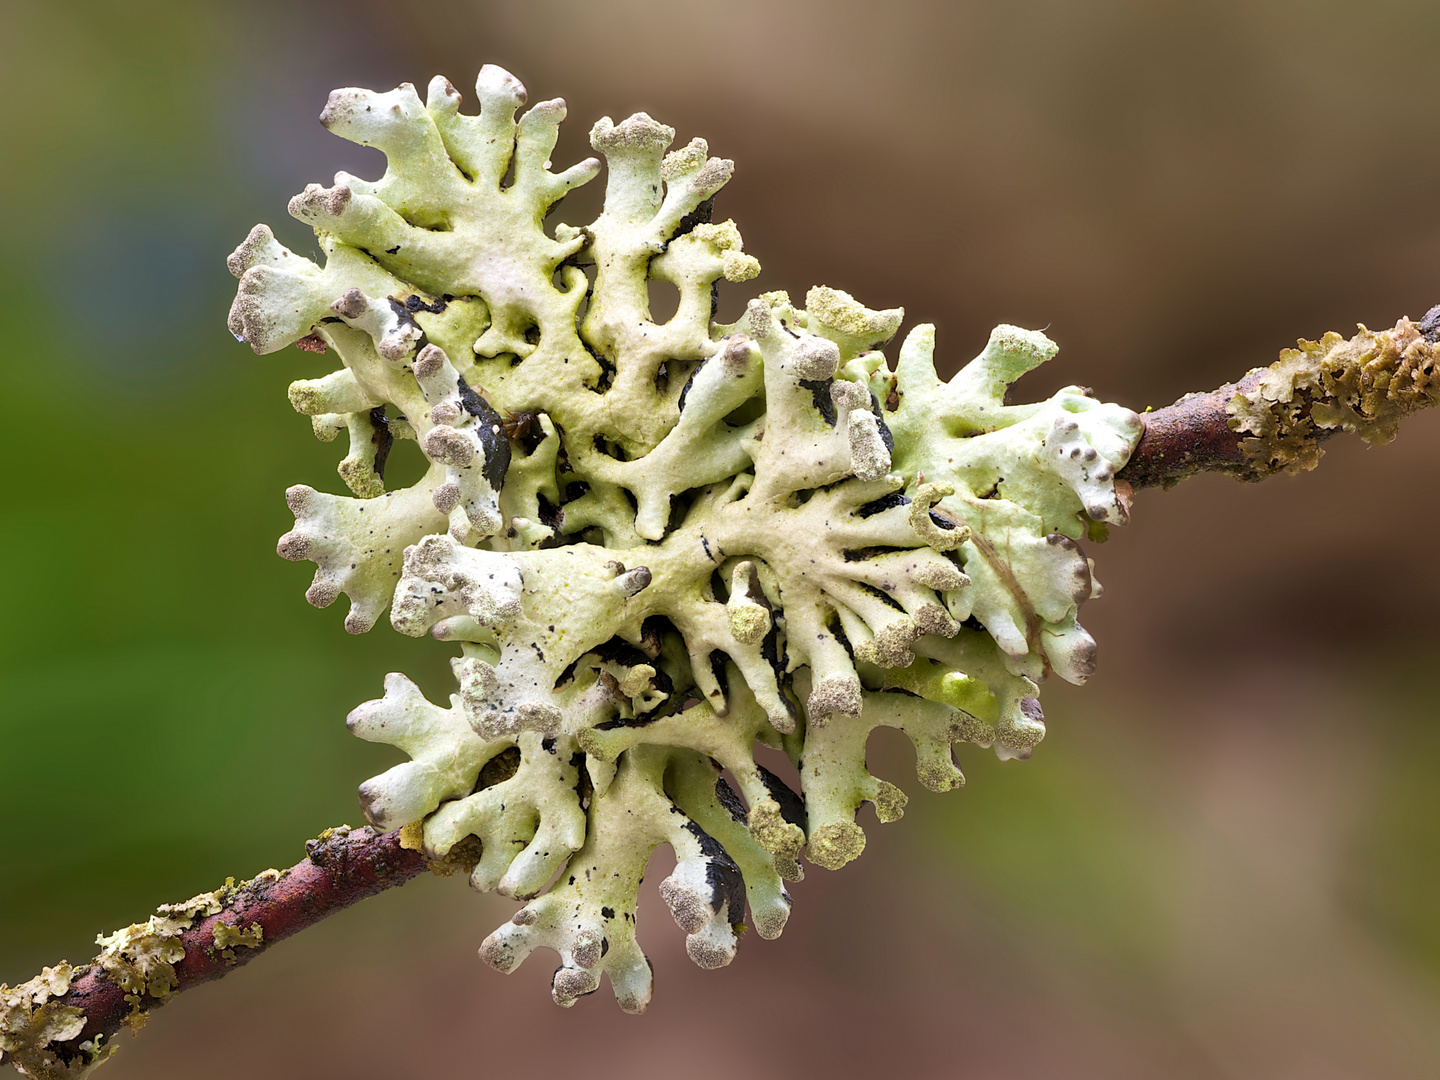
(806, 821, 866, 870)
(398, 820, 425, 852)
(747, 799, 805, 861)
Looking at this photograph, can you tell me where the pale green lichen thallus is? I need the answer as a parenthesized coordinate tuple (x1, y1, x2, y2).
(227, 63, 1144, 1011)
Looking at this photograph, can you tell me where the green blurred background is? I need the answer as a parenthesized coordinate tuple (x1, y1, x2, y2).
(4, 1, 1440, 1076)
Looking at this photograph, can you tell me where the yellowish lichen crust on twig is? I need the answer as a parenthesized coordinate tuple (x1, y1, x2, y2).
(1119, 313, 1440, 489)
(2, 827, 431, 1079)
(1, 965, 105, 1080)
(1228, 316, 1440, 475)
(0, 890, 243, 1079)
(227, 61, 1151, 1012)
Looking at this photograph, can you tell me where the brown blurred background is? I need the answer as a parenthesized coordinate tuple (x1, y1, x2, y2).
(3, 1, 1440, 1076)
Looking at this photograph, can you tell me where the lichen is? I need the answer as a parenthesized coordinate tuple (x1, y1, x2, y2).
(229, 63, 1144, 1011)
(90, 886, 231, 1009)
(0, 964, 110, 1079)
(211, 920, 264, 961)
(1228, 316, 1440, 475)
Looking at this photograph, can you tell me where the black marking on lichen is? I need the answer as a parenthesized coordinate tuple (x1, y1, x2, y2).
(386, 296, 423, 335)
(929, 510, 958, 531)
(760, 624, 789, 683)
(594, 638, 653, 670)
(798, 378, 838, 427)
(674, 196, 715, 239)
(553, 428, 574, 473)
(537, 492, 564, 533)
(593, 713, 660, 731)
(681, 819, 745, 921)
(708, 568, 730, 604)
(677, 358, 708, 412)
(714, 776, 749, 825)
(455, 375, 512, 490)
(708, 652, 730, 701)
(639, 615, 673, 658)
(756, 765, 807, 830)
(404, 294, 449, 315)
(869, 391, 895, 453)
(552, 655, 583, 690)
(593, 434, 630, 462)
(842, 544, 914, 562)
(857, 581, 906, 612)
(584, 341, 616, 393)
(574, 755, 593, 811)
(368, 406, 394, 479)
(828, 617, 857, 665)
(662, 491, 693, 537)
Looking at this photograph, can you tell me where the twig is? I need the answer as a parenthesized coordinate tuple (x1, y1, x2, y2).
(0, 825, 456, 1078)
(1119, 310, 1440, 489)
(7, 310, 1440, 1078)
(1118, 366, 1301, 488)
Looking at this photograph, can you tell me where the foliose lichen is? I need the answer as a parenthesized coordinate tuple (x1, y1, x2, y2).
(0, 965, 107, 1080)
(228, 63, 1144, 1011)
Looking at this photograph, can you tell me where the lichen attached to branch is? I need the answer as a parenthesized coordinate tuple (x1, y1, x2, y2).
(1120, 313, 1440, 489)
(0, 965, 105, 1080)
(1228, 316, 1440, 475)
(227, 61, 1150, 1012)
(1, 827, 435, 1079)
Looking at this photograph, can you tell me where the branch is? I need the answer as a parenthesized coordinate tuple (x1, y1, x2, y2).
(7, 310, 1440, 1079)
(1119, 310, 1440, 489)
(1, 825, 473, 1079)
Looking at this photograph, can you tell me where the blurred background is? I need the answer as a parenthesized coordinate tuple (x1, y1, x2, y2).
(4, 1, 1440, 1076)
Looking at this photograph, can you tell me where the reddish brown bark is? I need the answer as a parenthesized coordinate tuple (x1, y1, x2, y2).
(10, 314, 1439, 1077)
(1120, 307, 1440, 488)
(1117, 369, 1339, 489)
(48, 827, 428, 1062)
